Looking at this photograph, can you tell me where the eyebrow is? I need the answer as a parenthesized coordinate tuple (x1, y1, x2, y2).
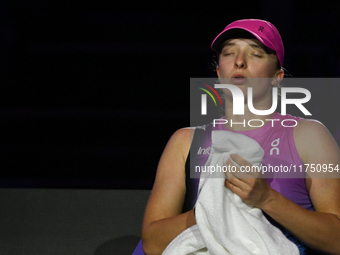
(249, 43, 263, 50)
(219, 38, 277, 57)
(220, 42, 235, 49)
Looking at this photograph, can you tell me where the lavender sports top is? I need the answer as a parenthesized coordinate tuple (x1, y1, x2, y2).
(183, 112, 315, 213)
(132, 112, 315, 255)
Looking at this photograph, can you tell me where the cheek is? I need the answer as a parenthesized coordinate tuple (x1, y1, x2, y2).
(217, 62, 232, 76)
(252, 64, 277, 78)
(263, 60, 279, 77)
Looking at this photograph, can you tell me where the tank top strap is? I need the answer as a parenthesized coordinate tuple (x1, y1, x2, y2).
(182, 125, 210, 213)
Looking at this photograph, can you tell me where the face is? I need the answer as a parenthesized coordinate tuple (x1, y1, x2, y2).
(216, 38, 283, 103)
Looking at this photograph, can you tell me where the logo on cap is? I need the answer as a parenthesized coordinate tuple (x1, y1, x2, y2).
(258, 26, 264, 32)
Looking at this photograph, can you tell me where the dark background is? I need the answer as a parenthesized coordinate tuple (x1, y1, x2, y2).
(1, 0, 340, 189)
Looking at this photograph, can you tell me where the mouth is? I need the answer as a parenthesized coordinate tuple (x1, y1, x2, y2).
(231, 74, 247, 85)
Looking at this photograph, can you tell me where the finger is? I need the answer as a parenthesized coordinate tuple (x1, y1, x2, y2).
(226, 157, 250, 180)
(225, 172, 251, 192)
(225, 159, 246, 179)
(225, 178, 239, 192)
(225, 178, 248, 198)
(226, 158, 250, 181)
(230, 154, 261, 179)
(224, 164, 237, 183)
(230, 154, 249, 166)
(225, 158, 236, 179)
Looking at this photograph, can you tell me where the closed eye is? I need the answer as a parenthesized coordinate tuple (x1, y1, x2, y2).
(252, 52, 263, 57)
(222, 52, 235, 56)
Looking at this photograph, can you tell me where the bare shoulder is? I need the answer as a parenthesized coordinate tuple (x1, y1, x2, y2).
(143, 127, 196, 222)
(154, 127, 196, 180)
(294, 120, 340, 215)
(294, 119, 340, 164)
(156, 127, 196, 175)
(163, 127, 196, 160)
(170, 127, 196, 146)
(294, 119, 330, 139)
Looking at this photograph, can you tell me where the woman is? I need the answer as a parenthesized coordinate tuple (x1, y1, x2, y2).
(140, 19, 340, 255)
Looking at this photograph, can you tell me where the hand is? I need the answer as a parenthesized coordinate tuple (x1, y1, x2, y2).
(224, 154, 272, 209)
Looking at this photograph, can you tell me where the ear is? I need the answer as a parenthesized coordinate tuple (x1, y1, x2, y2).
(271, 68, 284, 86)
(216, 66, 220, 78)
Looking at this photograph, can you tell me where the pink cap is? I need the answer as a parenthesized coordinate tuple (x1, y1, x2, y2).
(211, 19, 284, 66)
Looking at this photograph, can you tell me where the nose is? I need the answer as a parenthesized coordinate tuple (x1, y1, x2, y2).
(235, 52, 247, 69)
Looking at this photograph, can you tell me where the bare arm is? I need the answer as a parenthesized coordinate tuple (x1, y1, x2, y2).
(281, 119, 340, 253)
(225, 120, 340, 254)
(142, 128, 196, 255)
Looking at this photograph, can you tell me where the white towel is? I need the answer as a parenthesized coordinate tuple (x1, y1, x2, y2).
(162, 130, 299, 255)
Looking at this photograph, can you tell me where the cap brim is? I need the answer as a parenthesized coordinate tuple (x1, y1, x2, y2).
(211, 28, 267, 53)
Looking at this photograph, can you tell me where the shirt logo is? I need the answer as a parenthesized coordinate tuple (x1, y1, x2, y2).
(197, 146, 211, 155)
(270, 138, 280, 155)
